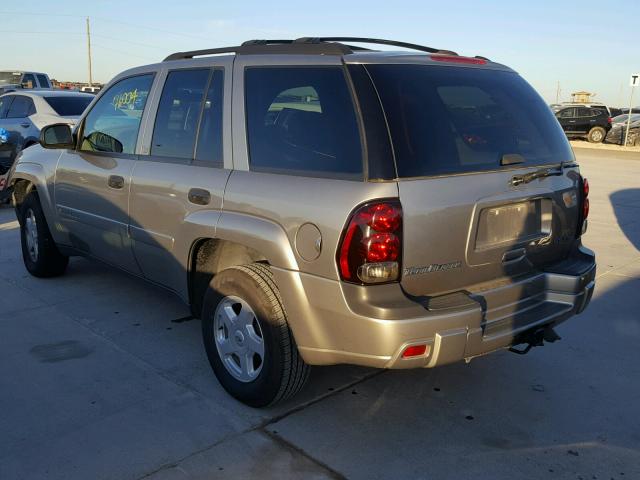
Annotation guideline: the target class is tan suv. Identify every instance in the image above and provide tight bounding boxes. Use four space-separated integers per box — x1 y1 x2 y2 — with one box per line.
8 38 596 407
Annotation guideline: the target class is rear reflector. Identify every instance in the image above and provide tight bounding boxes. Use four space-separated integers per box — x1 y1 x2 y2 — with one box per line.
402 344 428 358
430 55 487 65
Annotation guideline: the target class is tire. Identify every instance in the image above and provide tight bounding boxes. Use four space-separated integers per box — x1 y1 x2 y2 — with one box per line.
587 127 606 143
19 191 68 277
201 263 309 407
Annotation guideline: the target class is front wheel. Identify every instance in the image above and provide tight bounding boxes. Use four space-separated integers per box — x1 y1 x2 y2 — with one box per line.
587 127 606 143
19 191 68 277
201 263 309 407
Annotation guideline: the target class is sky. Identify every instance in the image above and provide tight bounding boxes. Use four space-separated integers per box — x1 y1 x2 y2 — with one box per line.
1 0 638 106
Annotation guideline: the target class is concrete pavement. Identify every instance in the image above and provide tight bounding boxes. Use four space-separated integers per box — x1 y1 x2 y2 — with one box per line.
1 149 638 479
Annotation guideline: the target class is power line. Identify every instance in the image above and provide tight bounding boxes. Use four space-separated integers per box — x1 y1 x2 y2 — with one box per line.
91 43 158 61
0 30 170 51
0 11 212 40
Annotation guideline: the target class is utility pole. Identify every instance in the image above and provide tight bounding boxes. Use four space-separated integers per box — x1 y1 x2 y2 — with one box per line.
86 17 93 86
556 81 561 104
623 76 638 147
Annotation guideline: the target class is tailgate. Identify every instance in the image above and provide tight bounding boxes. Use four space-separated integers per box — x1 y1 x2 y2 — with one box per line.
363 63 581 296
399 168 581 296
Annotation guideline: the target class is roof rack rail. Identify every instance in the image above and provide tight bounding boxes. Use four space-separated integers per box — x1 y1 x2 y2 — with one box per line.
293 37 458 55
164 37 458 62
164 39 352 61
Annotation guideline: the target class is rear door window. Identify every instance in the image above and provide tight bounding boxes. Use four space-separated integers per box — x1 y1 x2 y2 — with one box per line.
0 96 14 118
194 69 224 166
244 66 363 179
151 69 210 160
6 96 34 118
80 74 154 154
366 65 573 178
36 75 50 88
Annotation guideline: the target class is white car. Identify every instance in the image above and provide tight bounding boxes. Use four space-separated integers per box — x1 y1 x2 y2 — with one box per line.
0 90 94 182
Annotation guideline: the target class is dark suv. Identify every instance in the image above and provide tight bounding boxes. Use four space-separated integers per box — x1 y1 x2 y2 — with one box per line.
555 106 611 143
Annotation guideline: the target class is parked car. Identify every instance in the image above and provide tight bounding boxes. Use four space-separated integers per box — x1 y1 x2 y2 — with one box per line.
605 118 640 145
0 90 93 177
7 38 595 407
555 106 611 142
551 102 611 116
611 113 640 126
0 70 52 95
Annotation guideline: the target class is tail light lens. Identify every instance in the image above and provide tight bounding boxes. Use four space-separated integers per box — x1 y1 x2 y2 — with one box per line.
338 200 402 284
607 117 612 124
578 176 589 236
582 177 589 219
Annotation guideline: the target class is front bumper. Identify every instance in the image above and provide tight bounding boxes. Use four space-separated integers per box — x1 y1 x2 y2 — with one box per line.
274 246 596 369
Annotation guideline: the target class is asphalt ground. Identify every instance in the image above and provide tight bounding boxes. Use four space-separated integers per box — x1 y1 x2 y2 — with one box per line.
0 147 638 480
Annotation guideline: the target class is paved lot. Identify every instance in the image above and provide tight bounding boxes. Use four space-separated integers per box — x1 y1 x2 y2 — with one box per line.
1 148 639 480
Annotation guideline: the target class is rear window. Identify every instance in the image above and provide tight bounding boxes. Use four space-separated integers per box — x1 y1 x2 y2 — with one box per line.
36 74 50 88
244 66 363 179
44 96 92 116
366 65 573 178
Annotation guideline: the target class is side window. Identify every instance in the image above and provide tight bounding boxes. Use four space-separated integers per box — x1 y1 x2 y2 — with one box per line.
195 69 224 166
6 96 34 118
577 107 591 117
151 69 209 159
22 74 36 89
36 75 50 88
0 96 14 118
244 67 363 178
558 108 575 119
80 74 154 154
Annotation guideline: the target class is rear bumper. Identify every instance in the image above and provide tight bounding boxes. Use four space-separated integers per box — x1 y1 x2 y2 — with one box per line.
274 246 596 369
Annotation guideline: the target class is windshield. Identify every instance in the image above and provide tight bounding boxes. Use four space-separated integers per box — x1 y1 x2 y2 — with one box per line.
0 72 22 85
366 65 574 178
44 96 93 117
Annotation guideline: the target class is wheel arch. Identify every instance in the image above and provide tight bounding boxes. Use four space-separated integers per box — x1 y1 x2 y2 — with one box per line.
183 210 298 317
187 237 270 318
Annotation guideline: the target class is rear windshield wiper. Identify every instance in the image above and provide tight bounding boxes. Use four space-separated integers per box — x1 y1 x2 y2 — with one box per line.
510 166 563 186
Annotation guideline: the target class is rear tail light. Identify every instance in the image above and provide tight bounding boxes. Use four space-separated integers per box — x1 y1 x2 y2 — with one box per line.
607 117 612 124
337 200 402 284
578 176 589 236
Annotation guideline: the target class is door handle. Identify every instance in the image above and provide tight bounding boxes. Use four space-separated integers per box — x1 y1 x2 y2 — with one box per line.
108 175 125 189
20 122 30 128
188 188 211 206
502 248 526 265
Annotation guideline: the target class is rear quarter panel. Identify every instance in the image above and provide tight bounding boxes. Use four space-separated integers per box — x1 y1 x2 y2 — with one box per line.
222 170 398 279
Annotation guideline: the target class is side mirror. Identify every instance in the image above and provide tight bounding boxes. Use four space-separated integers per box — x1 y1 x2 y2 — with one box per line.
40 124 75 149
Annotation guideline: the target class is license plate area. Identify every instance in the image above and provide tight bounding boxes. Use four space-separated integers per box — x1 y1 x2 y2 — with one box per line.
475 199 551 251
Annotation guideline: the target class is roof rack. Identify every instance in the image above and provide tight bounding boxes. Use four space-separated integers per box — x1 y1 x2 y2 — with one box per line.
164 37 458 62
293 37 458 55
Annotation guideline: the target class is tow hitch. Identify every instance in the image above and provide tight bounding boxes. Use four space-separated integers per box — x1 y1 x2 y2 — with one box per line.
508 326 561 355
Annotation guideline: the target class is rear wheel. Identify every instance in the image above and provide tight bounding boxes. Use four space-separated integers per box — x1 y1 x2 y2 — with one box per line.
201 263 309 407
587 127 606 143
19 191 68 277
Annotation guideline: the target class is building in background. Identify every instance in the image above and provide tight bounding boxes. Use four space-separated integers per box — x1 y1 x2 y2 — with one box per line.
571 91 595 103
